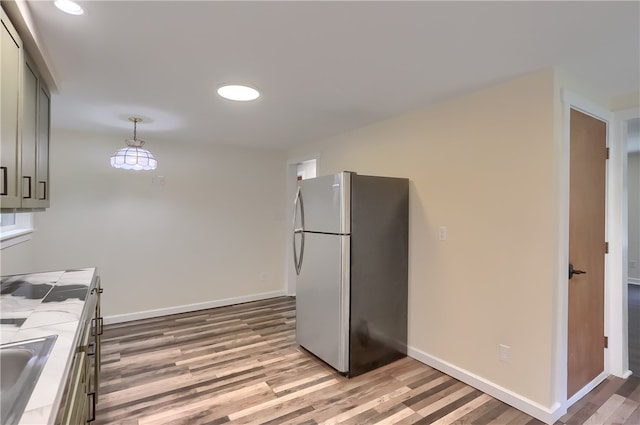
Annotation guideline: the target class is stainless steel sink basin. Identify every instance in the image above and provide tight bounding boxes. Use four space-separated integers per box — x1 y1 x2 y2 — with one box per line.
1 335 57 425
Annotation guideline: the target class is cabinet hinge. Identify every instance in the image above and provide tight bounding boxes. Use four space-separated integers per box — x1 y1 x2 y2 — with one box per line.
605 242 609 254
606 147 610 159
604 336 608 348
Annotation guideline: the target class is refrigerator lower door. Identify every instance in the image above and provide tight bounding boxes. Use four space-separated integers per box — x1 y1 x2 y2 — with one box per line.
296 232 350 373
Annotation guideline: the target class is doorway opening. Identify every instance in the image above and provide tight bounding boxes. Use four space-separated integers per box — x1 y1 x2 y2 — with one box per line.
297 159 317 181
286 156 319 295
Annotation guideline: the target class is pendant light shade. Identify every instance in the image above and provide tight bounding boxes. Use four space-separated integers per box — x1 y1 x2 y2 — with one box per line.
110 117 157 170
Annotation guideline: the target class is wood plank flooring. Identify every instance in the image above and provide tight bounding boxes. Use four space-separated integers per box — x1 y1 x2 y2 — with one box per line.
95 297 640 425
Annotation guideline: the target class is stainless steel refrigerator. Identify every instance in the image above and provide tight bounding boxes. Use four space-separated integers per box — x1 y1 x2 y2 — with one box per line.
293 171 408 377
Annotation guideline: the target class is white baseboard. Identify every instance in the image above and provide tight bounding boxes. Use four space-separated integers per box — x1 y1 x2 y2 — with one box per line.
629 278 640 286
566 371 607 407
407 346 563 425
103 290 287 325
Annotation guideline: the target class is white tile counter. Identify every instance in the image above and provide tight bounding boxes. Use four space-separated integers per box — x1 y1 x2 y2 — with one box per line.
0 268 97 425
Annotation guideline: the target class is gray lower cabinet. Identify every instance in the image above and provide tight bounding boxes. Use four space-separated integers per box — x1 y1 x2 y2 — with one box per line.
93 278 103 404
56 277 103 425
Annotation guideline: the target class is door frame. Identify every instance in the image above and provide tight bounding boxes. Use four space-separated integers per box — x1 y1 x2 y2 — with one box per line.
610 107 640 378
555 90 613 414
556 93 640 414
285 153 321 296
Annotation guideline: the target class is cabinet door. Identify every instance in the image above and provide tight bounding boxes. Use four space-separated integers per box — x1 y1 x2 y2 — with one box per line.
61 352 86 425
1 13 22 208
36 85 50 207
94 282 102 404
20 60 38 207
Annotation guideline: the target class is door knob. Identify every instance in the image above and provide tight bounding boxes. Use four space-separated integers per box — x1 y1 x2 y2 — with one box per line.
569 263 586 280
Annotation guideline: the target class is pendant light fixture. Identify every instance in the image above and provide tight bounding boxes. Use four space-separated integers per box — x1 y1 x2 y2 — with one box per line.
110 117 158 171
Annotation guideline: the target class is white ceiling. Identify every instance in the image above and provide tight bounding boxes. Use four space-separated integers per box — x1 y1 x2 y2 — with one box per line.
24 0 640 150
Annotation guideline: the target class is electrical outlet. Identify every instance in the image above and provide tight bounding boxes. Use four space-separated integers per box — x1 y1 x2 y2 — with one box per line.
499 344 511 363
438 226 447 241
631 261 637 269
259 272 269 283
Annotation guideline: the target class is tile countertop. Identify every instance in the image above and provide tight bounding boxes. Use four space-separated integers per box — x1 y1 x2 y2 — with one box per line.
0 268 97 425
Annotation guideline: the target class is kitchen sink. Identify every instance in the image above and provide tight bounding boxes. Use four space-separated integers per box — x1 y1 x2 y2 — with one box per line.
1 335 57 425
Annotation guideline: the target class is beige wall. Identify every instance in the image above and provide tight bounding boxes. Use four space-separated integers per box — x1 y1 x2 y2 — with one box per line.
288 70 558 407
3 128 287 316
629 152 640 281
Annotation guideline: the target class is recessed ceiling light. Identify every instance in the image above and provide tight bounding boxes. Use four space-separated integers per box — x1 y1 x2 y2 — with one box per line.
54 0 84 15
217 85 260 102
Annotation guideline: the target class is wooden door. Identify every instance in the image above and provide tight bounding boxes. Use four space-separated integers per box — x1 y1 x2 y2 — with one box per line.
567 108 607 398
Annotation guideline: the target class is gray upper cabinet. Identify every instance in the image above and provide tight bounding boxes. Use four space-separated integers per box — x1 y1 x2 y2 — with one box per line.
21 60 38 206
21 57 50 209
37 85 50 207
1 9 51 211
1 11 22 209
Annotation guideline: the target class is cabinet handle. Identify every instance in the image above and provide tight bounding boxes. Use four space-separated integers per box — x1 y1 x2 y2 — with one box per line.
39 181 47 200
87 392 96 423
92 317 104 336
22 176 32 199
87 341 96 356
0 167 7 195
91 277 103 294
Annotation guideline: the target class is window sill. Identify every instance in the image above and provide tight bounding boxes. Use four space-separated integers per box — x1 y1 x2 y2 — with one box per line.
1 229 34 249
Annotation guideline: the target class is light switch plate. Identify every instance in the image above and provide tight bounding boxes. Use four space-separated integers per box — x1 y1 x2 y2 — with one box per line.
152 176 166 186
499 344 511 363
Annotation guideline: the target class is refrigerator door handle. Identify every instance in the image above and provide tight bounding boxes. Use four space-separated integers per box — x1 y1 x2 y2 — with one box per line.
294 232 305 275
293 187 306 275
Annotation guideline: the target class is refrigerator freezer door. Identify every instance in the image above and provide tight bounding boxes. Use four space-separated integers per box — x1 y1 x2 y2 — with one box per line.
298 173 351 235
296 232 350 373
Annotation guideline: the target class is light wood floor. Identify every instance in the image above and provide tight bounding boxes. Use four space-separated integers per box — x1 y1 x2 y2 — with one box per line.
95 297 640 425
